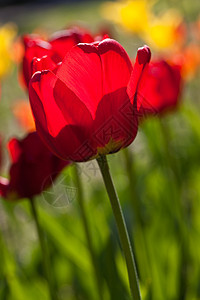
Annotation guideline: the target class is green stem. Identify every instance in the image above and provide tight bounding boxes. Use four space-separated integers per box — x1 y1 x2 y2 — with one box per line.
73 164 104 300
97 155 141 300
29 198 58 300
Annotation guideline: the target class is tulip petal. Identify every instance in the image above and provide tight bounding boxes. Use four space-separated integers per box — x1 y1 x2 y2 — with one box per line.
31 56 57 75
30 71 67 137
29 71 96 161
136 60 182 116
8 139 22 163
97 38 133 95
3 132 70 199
56 43 102 119
22 36 53 88
127 45 151 107
92 87 138 153
56 38 133 119
49 28 94 62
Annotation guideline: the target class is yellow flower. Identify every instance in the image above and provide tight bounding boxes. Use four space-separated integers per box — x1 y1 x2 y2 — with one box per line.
101 1 184 51
101 0 153 34
144 10 183 50
120 0 152 33
0 23 17 78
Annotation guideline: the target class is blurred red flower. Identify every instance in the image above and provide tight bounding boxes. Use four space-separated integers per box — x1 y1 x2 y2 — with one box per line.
22 27 104 89
0 131 69 200
29 39 151 162
136 60 182 118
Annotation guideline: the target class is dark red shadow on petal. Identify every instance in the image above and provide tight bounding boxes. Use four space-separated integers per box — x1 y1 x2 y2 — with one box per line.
92 87 138 152
46 124 97 162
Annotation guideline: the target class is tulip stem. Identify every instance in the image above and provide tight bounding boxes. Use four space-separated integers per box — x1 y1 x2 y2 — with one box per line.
97 155 142 300
29 198 58 300
73 164 104 300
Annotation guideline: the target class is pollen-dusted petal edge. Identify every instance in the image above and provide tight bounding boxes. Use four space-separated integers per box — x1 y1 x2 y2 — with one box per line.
29 39 150 162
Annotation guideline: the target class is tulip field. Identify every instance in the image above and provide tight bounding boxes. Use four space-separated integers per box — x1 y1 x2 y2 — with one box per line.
0 0 200 299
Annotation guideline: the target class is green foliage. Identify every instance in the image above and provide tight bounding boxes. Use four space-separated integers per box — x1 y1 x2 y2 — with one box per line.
0 1 200 299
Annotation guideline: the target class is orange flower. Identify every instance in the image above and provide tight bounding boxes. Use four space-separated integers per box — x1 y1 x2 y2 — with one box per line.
13 100 35 132
144 10 184 51
12 37 24 64
172 44 200 79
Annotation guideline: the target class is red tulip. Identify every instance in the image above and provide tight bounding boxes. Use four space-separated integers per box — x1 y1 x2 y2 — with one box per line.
136 60 182 118
22 27 99 88
22 35 53 89
31 55 58 74
29 39 151 162
49 27 94 62
0 132 69 200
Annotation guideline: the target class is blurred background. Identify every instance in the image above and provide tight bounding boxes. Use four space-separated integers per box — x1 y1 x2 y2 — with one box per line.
0 0 200 299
